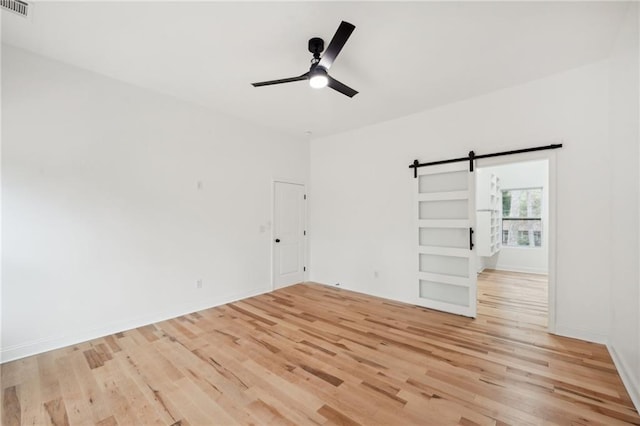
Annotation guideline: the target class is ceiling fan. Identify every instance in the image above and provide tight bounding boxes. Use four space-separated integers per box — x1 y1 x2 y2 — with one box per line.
251 21 358 98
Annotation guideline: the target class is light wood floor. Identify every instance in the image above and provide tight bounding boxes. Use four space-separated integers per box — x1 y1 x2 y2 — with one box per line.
2 270 639 425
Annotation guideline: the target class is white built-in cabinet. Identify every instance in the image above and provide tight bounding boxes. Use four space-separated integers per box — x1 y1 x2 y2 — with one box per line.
476 170 501 257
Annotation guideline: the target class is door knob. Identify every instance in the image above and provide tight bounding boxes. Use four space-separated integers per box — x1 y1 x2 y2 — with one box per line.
275 239 280 243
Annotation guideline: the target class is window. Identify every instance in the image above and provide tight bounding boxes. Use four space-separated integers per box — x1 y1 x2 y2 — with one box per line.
502 188 542 248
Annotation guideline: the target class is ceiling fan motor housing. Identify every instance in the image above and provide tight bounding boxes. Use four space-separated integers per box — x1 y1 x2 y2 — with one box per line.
308 37 324 57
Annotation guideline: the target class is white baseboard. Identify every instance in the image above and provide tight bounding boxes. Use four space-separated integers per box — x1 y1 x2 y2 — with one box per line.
494 265 548 275
0 286 268 364
607 343 640 413
553 324 608 345
534 326 640 412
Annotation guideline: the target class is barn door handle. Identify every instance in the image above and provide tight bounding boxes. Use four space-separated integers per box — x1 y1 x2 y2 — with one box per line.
469 228 474 250
275 239 281 243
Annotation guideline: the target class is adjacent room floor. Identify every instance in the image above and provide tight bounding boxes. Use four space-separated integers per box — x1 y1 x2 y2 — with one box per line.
478 269 548 329
2 271 639 425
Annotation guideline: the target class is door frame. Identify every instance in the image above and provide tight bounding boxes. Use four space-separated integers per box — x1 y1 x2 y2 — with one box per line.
271 179 307 290
475 148 557 334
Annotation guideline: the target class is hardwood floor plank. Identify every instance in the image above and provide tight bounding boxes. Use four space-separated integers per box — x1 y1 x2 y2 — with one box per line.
317 404 360 426
43 397 70 426
1 270 639 425
2 386 21 426
95 415 118 426
18 376 48 425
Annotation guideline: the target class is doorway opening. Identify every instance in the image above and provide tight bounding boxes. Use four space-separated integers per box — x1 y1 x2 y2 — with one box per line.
475 157 554 330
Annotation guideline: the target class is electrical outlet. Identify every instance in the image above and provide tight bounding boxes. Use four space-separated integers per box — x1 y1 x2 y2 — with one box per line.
374 270 380 278
196 279 203 289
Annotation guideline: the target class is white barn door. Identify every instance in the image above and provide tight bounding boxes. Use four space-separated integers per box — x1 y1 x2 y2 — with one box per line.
416 162 477 317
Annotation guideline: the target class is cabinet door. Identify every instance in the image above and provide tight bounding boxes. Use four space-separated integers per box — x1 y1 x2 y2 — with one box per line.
417 162 477 317
476 211 491 257
475 169 490 210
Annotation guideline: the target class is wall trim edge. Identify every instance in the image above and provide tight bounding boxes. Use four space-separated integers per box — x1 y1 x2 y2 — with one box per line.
607 343 640 413
553 324 607 344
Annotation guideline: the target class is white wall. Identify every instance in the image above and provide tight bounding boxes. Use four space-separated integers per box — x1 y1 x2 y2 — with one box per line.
479 160 549 274
1 46 309 362
310 60 611 343
608 3 640 410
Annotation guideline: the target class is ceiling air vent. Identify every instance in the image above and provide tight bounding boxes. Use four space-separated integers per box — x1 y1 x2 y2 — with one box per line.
1 0 29 17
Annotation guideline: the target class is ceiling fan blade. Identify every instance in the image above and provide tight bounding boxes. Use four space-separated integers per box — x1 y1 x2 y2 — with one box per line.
252 73 309 87
318 21 355 70
327 76 358 98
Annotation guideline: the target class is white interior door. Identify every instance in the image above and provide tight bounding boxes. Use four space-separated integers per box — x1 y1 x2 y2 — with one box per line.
416 162 477 317
273 182 305 289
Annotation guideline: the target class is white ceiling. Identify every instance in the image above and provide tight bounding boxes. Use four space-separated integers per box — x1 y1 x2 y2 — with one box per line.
1 1 629 138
